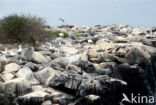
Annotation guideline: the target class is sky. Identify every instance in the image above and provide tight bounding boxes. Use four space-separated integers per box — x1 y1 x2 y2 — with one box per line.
0 0 156 27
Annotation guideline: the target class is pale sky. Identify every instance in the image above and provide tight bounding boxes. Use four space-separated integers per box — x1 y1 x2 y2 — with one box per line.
0 0 156 27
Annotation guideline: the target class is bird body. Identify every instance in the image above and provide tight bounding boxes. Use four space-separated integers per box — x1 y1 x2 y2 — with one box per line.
88 39 93 43
0 48 8 54
58 18 65 23
18 45 22 54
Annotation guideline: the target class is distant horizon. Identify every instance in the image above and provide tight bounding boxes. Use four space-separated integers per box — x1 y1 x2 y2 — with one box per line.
0 0 156 28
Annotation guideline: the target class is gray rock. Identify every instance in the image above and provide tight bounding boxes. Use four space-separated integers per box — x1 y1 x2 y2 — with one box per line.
34 67 55 84
32 51 48 63
16 67 39 85
0 63 2 73
24 62 39 71
4 78 32 95
16 91 49 105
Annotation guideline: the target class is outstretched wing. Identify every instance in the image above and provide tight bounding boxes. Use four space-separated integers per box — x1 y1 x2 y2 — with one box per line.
58 18 65 23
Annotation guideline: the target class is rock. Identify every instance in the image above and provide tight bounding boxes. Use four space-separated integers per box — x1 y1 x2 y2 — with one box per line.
124 43 151 64
47 71 82 91
32 85 43 91
88 49 98 59
0 82 16 105
20 47 34 61
78 75 127 97
24 62 39 71
16 91 49 105
61 46 78 55
66 64 81 74
16 67 39 85
39 50 52 56
1 25 156 105
4 63 21 73
41 100 52 105
74 95 101 105
43 87 75 105
1 72 14 82
4 78 31 95
34 67 55 84
32 51 48 63
0 63 2 73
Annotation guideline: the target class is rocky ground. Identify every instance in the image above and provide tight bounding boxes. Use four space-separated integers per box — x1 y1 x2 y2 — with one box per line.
0 24 156 105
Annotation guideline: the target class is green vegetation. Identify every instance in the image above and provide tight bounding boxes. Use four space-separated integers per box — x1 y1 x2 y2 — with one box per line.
45 30 70 38
0 14 45 45
74 33 85 38
54 30 69 37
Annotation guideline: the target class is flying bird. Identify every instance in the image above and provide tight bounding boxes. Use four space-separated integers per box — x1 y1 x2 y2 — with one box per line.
58 18 65 23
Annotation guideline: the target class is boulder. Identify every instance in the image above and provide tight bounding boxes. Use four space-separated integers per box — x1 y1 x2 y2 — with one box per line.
41 100 52 105
124 44 151 64
32 51 48 63
34 67 55 84
4 63 21 73
1 72 14 82
4 78 31 95
43 87 75 105
24 62 39 71
78 75 127 97
16 91 49 105
32 85 43 91
0 63 2 73
61 46 78 55
16 67 39 85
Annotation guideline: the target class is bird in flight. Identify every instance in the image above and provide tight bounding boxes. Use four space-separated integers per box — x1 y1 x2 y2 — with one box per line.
58 18 65 23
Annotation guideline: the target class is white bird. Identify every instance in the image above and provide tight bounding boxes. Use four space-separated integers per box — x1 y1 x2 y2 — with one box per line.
0 48 8 54
88 39 93 43
9 50 17 56
59 33 64 37
49 43 55 50
18 45 22 54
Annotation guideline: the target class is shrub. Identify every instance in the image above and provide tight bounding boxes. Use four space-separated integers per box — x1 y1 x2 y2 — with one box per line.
74 33 85 38
0 14 46 45
54 30 69 37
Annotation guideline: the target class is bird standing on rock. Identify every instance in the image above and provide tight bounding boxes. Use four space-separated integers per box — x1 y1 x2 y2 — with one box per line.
0 48 8 55
18 45 22 54
88 39 93 44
